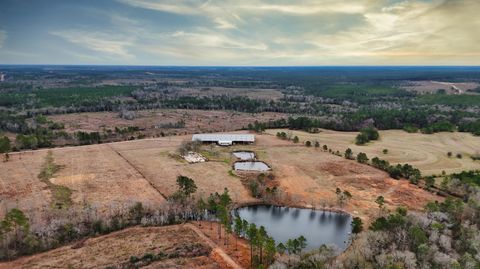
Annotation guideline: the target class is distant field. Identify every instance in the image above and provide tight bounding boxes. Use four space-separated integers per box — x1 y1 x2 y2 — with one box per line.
400 80 479 94
266 129 480 176
47 109 287 134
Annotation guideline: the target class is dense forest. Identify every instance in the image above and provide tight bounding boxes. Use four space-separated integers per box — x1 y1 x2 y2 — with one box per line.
1 66 480 151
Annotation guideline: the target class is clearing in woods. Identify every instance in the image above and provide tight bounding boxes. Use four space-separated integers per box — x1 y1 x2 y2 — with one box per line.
46 109 286 135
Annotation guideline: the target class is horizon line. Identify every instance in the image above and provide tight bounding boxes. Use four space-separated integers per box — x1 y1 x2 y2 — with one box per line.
1 64 480 68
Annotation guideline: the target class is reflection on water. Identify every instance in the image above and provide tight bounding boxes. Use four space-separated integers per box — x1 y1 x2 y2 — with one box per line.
234 205 352 251
234 161 270 171
233 151 255 160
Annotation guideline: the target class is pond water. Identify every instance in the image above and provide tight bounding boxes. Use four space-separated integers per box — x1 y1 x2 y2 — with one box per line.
234 161 270 172
232 151 255 160
234 205 352 251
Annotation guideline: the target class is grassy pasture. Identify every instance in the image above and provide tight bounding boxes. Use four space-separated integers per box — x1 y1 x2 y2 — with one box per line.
266 129 480 176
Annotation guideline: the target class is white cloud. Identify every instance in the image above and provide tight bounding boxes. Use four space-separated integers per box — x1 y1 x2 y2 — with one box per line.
50 30 135 59
171 31 267 50
237 1 367 15
298 0 480 64
118 0 199 15
121 0 368 15
214 18 237 29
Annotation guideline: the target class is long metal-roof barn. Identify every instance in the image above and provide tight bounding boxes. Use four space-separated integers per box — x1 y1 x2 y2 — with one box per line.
192 134 255 146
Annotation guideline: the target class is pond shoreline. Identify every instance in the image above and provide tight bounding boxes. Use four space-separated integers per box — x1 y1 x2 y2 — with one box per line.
232 200 353 217
233 204 353 251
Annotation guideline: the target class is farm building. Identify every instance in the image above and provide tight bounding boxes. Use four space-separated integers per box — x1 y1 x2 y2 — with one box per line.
192 133 255 146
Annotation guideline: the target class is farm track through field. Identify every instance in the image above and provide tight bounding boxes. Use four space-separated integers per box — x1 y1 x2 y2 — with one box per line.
106 144 168 200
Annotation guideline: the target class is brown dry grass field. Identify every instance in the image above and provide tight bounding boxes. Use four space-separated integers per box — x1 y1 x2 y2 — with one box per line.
0 150 51 228
0 225 226 269
239 134 440 221
47 109 287 135
266 129 480 176
0 143 166 229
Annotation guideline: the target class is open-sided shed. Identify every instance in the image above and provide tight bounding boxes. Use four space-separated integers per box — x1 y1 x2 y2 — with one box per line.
192 133 255 145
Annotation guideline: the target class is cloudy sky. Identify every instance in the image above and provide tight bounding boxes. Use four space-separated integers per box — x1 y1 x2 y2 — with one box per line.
0 0 479 65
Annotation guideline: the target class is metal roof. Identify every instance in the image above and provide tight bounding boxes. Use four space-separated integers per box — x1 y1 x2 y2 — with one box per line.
192 133 255 142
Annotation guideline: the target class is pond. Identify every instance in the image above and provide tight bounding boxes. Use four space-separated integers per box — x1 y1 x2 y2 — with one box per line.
232 151 255 161
234 205 352 251
234 161 270 172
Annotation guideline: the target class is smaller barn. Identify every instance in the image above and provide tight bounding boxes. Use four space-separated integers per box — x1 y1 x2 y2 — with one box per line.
192 134 255 146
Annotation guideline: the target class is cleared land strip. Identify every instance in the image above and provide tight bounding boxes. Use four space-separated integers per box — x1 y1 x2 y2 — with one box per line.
106 144 168 200
186 223 244 269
